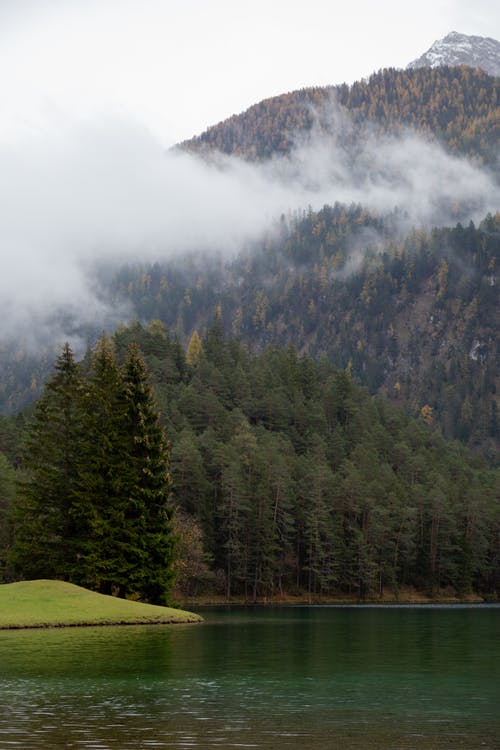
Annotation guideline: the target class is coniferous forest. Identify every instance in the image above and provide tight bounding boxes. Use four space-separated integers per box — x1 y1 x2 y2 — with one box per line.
4 340 175 605
3 16 500 750
181 66 500 165
1 322 498 601
0 64 499 603
2 208 498 461
107 208 500 462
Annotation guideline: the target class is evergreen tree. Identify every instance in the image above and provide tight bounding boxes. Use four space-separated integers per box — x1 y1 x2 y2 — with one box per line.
122 344 176 604
72 337 134 593
170 427 210 517
0 453 17 581
10 343 84 580
297 441 338 596
11 338 177 604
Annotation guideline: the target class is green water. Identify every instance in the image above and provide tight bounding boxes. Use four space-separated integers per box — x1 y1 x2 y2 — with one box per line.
0 605 499 749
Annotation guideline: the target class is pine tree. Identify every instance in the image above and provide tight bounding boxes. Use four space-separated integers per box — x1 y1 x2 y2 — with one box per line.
72 336 134 594
10 343 84 580
0 453 17 581
122 344 176 604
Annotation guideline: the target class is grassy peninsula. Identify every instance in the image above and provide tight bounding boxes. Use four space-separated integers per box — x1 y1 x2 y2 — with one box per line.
0 580 202 629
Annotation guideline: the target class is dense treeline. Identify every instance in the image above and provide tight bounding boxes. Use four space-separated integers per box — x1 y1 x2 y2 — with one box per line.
109 209 499 461
97 322 500 599
181 67 500 166
3 323 497 600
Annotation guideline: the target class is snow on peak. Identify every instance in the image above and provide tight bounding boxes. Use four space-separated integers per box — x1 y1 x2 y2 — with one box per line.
407 32 500 77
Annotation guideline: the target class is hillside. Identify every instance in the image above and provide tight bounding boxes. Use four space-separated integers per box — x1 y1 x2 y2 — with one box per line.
181 66 500 166
93 65 500 460
0 64 498 463
107 209 499 461
2 209 498 461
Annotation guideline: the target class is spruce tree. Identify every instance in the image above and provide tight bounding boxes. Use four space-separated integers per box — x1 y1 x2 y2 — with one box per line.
10 343 84 579
0 453 17 581
73 336 139 595
122 344 176 604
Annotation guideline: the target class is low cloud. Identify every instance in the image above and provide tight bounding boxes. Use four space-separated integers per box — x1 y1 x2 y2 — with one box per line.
0 107 498 349
271 100 499 228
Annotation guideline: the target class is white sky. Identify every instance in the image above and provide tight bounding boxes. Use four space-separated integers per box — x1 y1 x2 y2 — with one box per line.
0 0 499 348
0 0 498 146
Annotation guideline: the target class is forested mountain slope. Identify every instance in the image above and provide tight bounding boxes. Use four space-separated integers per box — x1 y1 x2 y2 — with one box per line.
110 209 499 461
0 66 498 464
114 67 500 460
181 66 500 166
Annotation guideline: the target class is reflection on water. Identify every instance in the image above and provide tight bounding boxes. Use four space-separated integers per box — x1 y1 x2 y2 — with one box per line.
0 605 499 749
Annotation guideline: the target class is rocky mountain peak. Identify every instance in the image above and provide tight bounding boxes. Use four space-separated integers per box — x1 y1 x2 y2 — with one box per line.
407 31 500 76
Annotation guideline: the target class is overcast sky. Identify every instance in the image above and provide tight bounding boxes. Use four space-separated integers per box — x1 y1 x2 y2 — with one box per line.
0 0 498 348
1 0 498 146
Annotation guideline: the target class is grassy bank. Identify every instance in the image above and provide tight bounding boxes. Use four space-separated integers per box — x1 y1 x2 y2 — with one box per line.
0 580 202 629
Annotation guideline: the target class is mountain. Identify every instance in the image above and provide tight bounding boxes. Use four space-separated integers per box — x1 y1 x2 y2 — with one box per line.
1 66 499 461
181 66 499 166
407 32 500 77
108 209 500 462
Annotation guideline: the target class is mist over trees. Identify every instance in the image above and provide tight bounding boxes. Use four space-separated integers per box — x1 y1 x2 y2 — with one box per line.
0 64 499 430
0 63 498 601
182 66 500 167
1 66 499 356
1 207 497 461
106 209 499 462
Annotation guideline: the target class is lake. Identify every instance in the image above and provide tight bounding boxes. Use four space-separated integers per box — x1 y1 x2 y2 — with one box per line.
0 605 499 749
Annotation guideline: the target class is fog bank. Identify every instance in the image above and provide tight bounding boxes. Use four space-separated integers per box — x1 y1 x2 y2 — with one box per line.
0 111 498 348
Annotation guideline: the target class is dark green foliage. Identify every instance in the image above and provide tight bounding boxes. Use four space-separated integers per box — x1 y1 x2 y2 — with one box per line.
72 337 137 595
10 344 84 581
121 345 176 604
103 322 499 600
5 323 500 599
10 340 176 604
0 453 17 581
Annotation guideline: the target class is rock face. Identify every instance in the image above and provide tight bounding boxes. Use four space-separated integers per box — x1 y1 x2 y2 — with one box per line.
407 31 500 77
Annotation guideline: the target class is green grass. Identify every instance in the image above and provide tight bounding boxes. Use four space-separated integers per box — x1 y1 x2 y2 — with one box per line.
0 580 202 629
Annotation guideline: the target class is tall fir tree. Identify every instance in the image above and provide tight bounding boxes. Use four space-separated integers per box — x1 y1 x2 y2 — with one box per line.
73 337 143 595
0 453 17 581
10 343 84 579
122 344 176 604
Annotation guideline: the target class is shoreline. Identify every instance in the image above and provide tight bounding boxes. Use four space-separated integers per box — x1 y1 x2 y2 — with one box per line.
178 588 492 608
0 617 202 631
